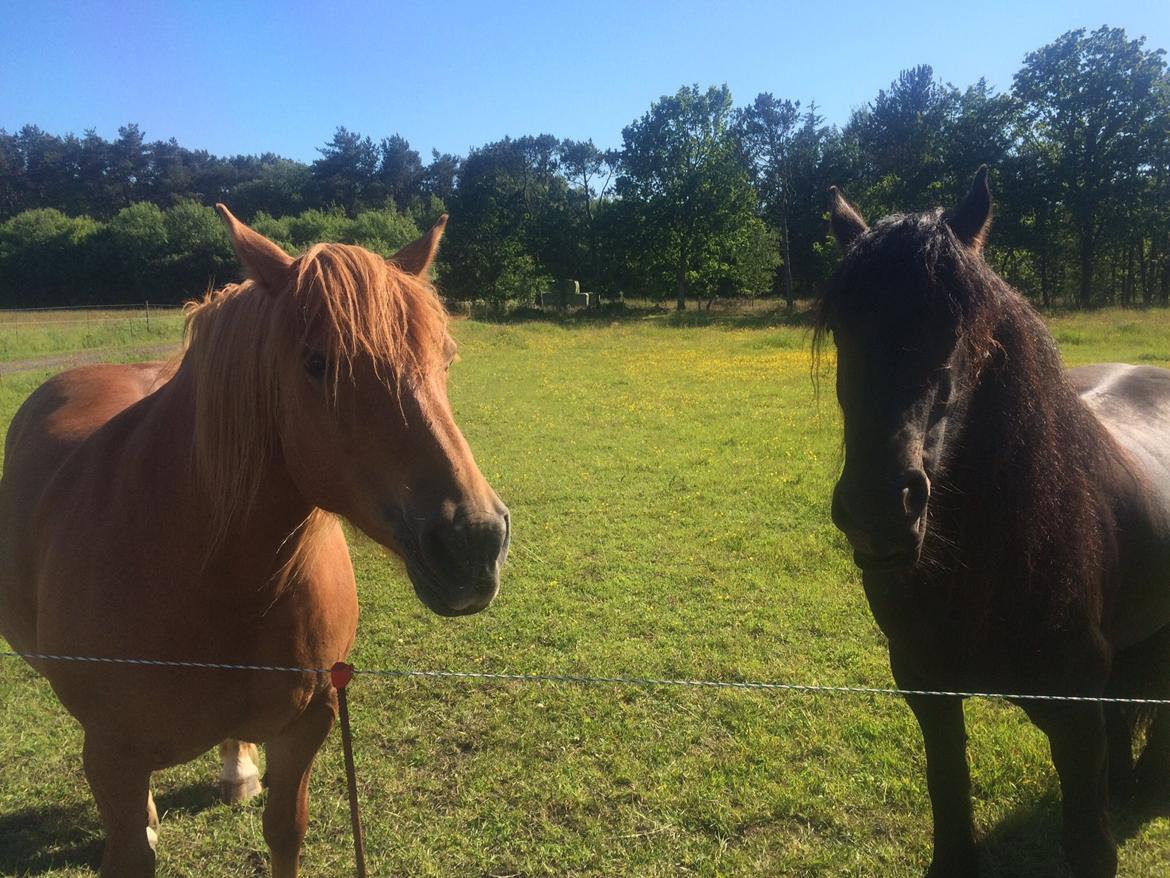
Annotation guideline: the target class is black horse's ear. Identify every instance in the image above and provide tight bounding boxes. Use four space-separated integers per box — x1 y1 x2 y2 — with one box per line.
829 186 867 251
946 166 992 252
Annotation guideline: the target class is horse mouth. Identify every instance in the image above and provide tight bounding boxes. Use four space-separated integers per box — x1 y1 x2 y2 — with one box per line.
392 521 499 618
853 547 921 572
402 557 489 617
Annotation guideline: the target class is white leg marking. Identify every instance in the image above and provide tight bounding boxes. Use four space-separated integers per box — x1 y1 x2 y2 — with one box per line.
218 740 262 804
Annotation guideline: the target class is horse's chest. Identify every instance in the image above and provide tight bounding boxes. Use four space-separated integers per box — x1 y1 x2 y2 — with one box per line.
862 575 1021 688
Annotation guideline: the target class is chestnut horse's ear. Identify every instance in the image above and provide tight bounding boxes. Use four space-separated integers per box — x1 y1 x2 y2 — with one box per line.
215 204 293 295
828 186 867 251
946 165 993 252
389 214 448 278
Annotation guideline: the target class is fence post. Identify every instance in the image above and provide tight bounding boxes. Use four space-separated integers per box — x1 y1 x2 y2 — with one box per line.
331 662 367 878
145 301 151 332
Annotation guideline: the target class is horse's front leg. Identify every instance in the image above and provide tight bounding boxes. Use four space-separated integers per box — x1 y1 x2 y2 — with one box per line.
263 692 335 878
83 732 156 877
907 693 978 877
1025 702 1117 878
219 739 262 804
892 654 977 877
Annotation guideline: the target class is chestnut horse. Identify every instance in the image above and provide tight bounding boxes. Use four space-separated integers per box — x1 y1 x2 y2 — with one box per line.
819 169 1170 877
0 209 510 876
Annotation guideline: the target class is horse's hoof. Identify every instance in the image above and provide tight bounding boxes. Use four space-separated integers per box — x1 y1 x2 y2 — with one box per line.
1134 776 1170 806
925 854 979 878
1134 757 1170 804
1064 838 1117 878
146 825 158 850
926 867 978 878
219 773 262 804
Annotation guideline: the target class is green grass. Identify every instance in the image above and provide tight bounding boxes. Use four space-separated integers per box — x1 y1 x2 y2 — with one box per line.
1047 308 1170 365
0 308 185 363
1 307 1168 876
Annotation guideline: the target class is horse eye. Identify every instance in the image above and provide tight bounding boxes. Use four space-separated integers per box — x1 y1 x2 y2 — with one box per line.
304 350 327 380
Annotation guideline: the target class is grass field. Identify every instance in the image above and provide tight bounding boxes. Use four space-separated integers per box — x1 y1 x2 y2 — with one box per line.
1 305 1168 876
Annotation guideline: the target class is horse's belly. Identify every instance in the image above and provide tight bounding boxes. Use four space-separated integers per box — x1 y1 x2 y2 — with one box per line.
1106 489 1170 649
1070 364 1170 648
39 614 347 769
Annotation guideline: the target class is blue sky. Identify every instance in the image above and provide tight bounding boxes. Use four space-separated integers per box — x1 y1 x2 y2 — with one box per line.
2 1 1168 162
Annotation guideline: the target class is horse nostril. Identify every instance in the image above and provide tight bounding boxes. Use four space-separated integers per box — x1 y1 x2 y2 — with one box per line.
425 510 509 571
499 509 511 561
901 470 931 520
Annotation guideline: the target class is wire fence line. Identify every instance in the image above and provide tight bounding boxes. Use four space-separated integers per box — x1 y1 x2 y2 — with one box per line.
0 303 164 312
0 315 183 330
0 302 184 329
4 649 1170 706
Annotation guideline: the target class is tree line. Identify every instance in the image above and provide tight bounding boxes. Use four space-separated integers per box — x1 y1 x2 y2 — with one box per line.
2 26 1167 310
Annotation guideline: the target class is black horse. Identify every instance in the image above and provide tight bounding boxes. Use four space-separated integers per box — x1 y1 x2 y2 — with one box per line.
818 167 1170 877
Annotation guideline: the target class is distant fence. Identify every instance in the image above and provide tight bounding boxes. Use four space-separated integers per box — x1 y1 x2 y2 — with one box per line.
0 303 186 373
0 301 183 330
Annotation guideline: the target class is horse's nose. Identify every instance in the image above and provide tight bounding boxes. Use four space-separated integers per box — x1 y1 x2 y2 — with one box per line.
419 505 508 612
831 474 926 563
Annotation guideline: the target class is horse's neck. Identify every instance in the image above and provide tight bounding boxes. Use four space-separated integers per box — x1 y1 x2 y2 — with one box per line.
145 366 317 589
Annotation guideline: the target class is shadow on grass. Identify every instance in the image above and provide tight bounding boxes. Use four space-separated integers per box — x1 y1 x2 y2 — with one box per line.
977 787 1170 877
458 299 820 331
0 801 103 875
0 782 222 875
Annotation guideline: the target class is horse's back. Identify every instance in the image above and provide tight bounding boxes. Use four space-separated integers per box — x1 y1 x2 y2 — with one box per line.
1073 363 1170 475
0 362 171 650
1073 363 1170 647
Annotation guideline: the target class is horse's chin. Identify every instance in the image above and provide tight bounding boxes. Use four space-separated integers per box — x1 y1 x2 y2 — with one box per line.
853 547 921 573
403 557 497 618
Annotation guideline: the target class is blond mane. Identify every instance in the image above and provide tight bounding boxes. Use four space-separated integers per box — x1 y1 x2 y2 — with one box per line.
182 242 449 551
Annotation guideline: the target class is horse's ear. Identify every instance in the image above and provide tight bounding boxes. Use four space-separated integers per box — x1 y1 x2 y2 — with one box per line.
946 165 993 252
828 186 867 251
389 214 448 278
215 204 293 295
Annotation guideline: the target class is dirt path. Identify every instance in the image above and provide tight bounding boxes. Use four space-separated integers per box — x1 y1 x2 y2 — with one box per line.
0 342 182 376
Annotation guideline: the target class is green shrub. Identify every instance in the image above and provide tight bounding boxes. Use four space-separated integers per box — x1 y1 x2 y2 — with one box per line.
0 208 100 305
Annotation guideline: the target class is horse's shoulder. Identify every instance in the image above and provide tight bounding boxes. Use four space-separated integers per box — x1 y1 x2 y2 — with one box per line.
16 361 171 445
3 361 174 521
